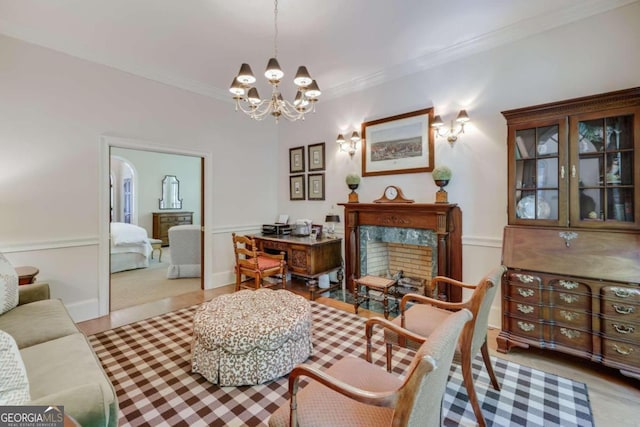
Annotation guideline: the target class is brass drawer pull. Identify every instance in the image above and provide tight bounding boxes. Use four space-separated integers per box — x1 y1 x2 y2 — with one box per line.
559 293 579 304
560 328 581 339
558 280 579 290
613 344 634 356
613 304 635 315
613 324 635 334
517 288 535 298
517 321 535 332
517 304 534 314
611 287 640 298
514 274 535 284
560 310 579 321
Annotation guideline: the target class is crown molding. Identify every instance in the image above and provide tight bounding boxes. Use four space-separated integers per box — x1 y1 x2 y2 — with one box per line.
323 0 638 100
0 18 231 103
0 0 636 102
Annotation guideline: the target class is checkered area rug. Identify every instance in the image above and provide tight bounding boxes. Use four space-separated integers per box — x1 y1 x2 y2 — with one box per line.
89 301 593 427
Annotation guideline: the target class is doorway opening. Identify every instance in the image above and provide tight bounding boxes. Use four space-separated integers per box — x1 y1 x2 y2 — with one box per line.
101 138 207 314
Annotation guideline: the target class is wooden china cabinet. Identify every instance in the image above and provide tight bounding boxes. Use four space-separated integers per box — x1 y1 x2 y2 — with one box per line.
498 87 640 379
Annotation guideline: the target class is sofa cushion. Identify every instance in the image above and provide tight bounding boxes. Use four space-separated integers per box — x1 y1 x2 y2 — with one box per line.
21 333 118 427
0 252 19 315
0 330 30 405
0 299 79 349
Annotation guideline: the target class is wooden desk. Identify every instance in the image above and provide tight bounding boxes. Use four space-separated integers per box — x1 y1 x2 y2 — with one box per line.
16 266 39 285
252 235 343 300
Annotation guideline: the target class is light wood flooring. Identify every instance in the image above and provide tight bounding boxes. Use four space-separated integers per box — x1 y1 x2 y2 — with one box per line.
78 282 640 426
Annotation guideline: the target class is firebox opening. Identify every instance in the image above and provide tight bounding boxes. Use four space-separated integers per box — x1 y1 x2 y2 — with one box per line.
360 226 438 296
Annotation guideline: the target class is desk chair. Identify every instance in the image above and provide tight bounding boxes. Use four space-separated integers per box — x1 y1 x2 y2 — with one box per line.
232 233 286 291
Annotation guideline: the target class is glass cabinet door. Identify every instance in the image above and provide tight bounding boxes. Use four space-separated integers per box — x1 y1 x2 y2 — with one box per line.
509 120 567 226
570 108 639 228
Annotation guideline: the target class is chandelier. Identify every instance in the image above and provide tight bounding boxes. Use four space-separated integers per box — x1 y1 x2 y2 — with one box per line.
229 0 321 122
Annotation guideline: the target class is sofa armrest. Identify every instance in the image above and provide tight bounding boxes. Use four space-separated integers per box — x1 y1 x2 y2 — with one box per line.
18 283 50 306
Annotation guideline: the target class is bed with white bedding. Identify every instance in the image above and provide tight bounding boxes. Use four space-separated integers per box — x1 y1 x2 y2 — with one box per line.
110 222 153 273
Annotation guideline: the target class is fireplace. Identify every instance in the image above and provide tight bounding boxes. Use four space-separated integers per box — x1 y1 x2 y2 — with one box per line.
339 203 462 302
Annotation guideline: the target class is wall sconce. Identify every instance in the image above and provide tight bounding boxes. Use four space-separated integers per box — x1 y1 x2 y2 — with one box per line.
336 131 360 157
432 110 470 145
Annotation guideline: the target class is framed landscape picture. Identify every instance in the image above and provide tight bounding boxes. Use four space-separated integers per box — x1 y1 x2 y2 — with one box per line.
307 173 325 200
289 174 305 200
361 108 434 176
308 142 325 171
289 146 305 173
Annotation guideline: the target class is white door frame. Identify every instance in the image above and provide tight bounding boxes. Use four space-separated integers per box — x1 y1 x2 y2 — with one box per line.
98 135 212 317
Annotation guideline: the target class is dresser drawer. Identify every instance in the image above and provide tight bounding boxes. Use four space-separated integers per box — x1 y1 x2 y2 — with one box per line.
601 318 640 341
507 271 542 287
506 317 544 340
552 326 592 351
548 278 591 294
602 339 640 368
549 291 591 309
551 307 590 328
601 301 640 323
602 286 640 305
506 301 541 320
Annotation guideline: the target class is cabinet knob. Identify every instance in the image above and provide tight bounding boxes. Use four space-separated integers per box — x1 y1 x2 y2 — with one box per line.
571 164 577 178
560 165 565 179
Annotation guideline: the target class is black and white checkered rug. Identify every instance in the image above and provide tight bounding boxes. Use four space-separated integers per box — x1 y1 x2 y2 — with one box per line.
89 300 593 426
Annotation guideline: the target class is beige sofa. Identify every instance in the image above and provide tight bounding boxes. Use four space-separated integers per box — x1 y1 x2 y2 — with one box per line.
0 283 118 427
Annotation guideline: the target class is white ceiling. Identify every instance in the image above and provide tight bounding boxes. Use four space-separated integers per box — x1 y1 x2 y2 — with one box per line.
0 0 635 101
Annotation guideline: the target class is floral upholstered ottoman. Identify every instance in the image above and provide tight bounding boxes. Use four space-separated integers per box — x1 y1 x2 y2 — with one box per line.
191 289 313 386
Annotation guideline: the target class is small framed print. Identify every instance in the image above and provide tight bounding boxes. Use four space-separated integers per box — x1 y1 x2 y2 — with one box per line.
308 142 325 171
289 146 305 173
307 173 325 200
290 174 305 200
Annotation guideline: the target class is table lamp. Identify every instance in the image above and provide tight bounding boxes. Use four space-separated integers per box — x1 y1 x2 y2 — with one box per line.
324 214 340 237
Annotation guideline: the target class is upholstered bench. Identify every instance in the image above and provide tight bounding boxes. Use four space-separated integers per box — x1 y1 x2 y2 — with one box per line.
191 289 313 386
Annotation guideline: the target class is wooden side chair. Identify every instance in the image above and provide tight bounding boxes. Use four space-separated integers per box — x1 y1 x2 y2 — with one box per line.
383 265 507 427
231 233 286 291
268 308 472 427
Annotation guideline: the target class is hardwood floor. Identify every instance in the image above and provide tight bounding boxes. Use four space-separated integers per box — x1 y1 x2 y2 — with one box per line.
77 283 639 426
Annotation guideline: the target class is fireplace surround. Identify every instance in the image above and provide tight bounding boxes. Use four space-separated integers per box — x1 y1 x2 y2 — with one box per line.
339 203 462 302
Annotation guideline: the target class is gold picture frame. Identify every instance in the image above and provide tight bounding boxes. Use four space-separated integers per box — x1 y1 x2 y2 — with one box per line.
361 108 434 177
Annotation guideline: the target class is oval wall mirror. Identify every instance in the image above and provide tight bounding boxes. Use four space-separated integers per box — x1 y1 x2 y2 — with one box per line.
159 175 183 209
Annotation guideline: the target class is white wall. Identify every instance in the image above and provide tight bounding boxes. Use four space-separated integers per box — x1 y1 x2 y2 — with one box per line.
0 34 279 321
277 3 640 327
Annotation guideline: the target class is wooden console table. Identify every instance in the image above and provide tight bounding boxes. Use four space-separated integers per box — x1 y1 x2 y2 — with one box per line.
252 235 343 300
339 203 462 302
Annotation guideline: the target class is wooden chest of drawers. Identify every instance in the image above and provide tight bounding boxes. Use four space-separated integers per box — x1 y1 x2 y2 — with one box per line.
152 212 193 246
499 226 640 379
